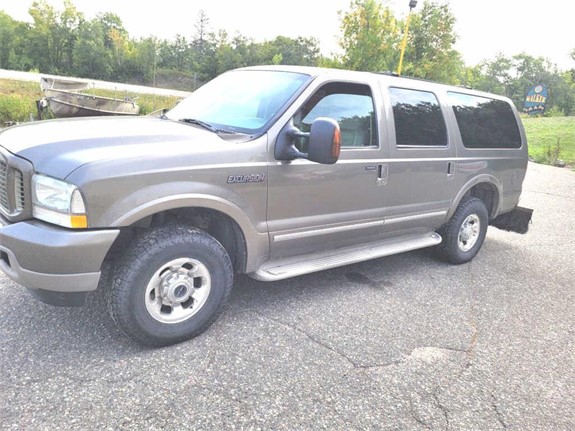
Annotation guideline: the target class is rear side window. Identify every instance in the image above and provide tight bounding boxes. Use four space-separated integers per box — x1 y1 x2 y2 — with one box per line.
389 87 447 147
448 92 522 149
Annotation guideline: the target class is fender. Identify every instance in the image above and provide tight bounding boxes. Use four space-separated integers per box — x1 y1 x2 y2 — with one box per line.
448 174 503 220
99 183 270 273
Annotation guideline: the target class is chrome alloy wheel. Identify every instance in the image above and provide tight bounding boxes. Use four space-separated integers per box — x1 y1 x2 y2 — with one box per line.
458 214 481 252
145 258 211 324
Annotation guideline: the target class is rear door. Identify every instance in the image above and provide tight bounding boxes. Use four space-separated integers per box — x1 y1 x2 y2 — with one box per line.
378 84 456 232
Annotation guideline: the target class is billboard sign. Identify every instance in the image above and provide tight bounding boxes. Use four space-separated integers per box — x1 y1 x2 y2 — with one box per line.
524 84 548 115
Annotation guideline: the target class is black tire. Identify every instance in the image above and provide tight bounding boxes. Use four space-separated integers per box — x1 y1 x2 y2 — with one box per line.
107 225 233 347
436 197 488 264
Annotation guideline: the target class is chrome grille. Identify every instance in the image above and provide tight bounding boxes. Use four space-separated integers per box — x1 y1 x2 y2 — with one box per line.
0 160 9 212
15 170 25 211
0 158 26 216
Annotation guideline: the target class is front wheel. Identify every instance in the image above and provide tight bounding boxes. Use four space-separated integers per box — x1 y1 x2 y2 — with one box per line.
436 197 489 264
107 226 233 347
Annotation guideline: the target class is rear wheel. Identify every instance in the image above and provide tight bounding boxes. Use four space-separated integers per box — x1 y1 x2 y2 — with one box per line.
436 197 488 264
107 225 233 347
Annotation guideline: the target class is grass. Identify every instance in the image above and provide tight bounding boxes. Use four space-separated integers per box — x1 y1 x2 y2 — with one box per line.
0 79 43 123
78 87 182 116
522 116 575 167
0 78 183 125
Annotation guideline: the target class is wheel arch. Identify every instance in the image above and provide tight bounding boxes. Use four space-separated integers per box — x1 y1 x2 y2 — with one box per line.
449 175 502 220
103 194 268 274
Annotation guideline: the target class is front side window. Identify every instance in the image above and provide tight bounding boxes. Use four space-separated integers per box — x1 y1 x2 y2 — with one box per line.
448 92 522 149
389 87 447 147
167 70 310 134
294 82 377 149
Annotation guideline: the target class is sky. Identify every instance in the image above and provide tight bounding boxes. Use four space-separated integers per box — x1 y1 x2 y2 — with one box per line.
0 0 573 70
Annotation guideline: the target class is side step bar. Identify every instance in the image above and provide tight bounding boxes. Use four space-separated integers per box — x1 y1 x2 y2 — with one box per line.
251 231 442 282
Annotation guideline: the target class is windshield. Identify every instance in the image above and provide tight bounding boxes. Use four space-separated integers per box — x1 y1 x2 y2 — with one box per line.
166 70 310 134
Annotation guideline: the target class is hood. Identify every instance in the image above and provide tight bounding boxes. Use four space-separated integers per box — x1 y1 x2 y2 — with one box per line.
0 116 229 178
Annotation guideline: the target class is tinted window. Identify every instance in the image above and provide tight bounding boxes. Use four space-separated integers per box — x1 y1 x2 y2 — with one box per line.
448 92 522 149
295 83 377 148
389 87 447 147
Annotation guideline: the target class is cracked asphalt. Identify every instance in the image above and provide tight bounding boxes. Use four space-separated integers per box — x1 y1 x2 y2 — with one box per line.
1 162 574 430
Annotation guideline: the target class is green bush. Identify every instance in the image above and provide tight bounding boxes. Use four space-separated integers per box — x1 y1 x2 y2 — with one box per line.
0 94 38 124
134 93 181 115
544 106 565 117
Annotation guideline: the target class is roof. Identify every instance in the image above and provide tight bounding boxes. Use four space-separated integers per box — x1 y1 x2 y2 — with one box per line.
236 65 509 102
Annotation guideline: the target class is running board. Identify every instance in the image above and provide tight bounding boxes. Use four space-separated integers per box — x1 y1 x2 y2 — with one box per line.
251 231 442 282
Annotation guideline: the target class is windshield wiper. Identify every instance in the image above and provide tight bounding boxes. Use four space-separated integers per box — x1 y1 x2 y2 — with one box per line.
178 118 237 134
178 118 218 132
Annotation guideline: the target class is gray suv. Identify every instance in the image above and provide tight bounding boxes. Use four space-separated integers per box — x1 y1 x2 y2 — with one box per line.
0 66 532 346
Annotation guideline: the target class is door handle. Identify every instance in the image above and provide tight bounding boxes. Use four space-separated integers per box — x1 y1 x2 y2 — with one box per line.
377 164 388 185
365 164 388 185
447 162 455 181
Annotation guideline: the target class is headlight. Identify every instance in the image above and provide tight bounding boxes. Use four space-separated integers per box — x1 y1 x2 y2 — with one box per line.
32 174 88 228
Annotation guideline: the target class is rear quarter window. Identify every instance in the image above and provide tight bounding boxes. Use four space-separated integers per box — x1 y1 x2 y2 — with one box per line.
448 92 522 149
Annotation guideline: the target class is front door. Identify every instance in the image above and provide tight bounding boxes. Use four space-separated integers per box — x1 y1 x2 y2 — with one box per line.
267 79 388 259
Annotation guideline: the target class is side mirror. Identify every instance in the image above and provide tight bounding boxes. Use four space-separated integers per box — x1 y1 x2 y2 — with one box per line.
275 117 341 164
308 117 341 165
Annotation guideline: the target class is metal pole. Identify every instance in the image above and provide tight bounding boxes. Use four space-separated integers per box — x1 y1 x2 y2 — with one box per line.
397 12 413 75
397 1 417 75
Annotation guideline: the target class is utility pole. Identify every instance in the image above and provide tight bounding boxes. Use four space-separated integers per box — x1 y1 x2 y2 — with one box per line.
397 0 418 76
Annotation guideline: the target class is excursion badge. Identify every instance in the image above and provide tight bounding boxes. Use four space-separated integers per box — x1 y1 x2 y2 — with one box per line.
227 174 266 184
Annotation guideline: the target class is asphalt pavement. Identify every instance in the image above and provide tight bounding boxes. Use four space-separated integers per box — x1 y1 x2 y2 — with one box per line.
0 162 574 430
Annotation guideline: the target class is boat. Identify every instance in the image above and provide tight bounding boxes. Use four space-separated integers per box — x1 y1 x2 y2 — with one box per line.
40 76 90 91
42 88 140 118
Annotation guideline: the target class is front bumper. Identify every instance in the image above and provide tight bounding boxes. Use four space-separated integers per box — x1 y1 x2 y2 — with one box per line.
0 217 119 302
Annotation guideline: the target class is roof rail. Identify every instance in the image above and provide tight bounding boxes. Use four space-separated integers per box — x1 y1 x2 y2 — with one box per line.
374 72 473 89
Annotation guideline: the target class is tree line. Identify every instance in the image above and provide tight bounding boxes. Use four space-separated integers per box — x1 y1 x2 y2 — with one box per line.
1 0 574 114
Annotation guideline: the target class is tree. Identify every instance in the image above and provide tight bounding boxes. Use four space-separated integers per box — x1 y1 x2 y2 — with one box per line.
475 54 514 95
403 0 463 84
94 12 130 77
509 53 556 103
0 12 17 68
72 19 112 79
261 36 320 66
458 65 483 89
214 31 246 75
190 10 218 81
475 53 575 115
157 35 192 72
339 0 400 72
229 34 260 66
27 0 83 73
193 10 210 57
554 71 575 115
570 47 575 81
122 37 159 85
